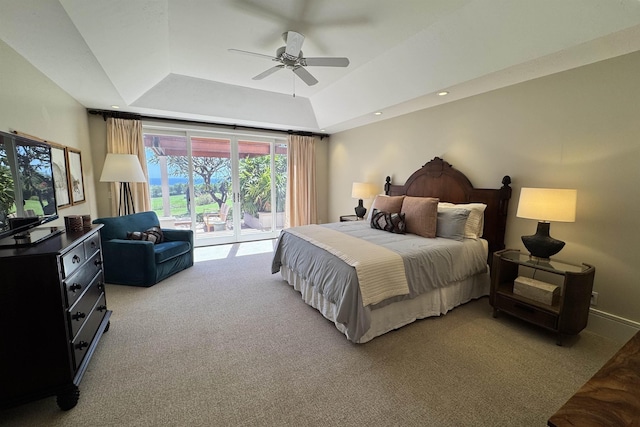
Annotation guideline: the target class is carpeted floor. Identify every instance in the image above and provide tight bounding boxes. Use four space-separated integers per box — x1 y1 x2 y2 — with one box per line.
0 243 620 426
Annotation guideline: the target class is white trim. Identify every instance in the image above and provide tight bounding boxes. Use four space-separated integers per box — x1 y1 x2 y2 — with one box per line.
587 308 640 344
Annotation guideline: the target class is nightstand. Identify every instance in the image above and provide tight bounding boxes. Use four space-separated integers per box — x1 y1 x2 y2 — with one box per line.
340 215 363 222
490 249 595 345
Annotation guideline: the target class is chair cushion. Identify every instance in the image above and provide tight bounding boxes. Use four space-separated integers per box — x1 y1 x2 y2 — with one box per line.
154 240 191 264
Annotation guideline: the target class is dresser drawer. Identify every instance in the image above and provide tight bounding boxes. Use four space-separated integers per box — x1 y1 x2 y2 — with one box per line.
495 294 558 330
64 251 103 307
72 293 108 370
83 232 101 259
67 272 104 339
61 243 86 278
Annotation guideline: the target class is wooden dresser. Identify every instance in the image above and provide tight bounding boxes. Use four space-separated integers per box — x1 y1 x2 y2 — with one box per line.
548 330 640 426
0 225 112 410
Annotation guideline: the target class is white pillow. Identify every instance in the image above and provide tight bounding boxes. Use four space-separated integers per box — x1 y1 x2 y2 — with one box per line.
438 202 487 239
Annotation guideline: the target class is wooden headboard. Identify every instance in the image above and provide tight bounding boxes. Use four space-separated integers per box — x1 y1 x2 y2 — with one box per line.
384 157 512 261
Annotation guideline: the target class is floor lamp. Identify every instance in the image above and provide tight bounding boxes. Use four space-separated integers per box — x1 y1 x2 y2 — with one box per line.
100 153 147 216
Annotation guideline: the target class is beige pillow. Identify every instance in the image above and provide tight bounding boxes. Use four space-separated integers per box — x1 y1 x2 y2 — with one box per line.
438 202 487 239
401 196 439 238
368 195 405 220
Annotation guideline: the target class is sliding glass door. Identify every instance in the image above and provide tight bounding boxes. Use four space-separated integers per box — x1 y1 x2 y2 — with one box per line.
237 139 287 240
143 125 287 247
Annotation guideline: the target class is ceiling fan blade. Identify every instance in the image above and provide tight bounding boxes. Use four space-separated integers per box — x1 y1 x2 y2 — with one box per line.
252 65 284 80
284 31 305 58
302 57 350 67
292 66 318 86
228 48 276 61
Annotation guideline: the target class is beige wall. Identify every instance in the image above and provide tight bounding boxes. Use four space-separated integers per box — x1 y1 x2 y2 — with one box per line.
0 39 98 226
329 51 640 326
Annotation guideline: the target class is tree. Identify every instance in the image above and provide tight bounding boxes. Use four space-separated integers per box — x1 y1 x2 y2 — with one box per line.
239 154 286 216
15 145 55 215
147 153 231 209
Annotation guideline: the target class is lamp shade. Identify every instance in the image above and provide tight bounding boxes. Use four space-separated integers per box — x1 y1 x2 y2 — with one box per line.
516 188 577 223
351 182 377 200
100 154 146 183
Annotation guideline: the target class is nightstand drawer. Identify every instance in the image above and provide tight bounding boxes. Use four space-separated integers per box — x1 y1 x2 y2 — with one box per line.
495 294 558 330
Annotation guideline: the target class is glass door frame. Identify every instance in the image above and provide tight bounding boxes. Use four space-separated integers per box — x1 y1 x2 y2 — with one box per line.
142 121 287 247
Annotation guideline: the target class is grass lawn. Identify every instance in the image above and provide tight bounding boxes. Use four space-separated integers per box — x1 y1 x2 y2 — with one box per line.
151 194 225 219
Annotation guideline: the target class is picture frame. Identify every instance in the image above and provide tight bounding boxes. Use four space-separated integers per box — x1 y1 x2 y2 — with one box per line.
50 143 71 208
66 148 85 205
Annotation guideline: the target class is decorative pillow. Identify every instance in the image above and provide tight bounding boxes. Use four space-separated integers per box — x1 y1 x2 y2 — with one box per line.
126 226 164 244
367 195 405 221
436 208 470 241
370 209 406 234
438 202 487 239
400 196 439 238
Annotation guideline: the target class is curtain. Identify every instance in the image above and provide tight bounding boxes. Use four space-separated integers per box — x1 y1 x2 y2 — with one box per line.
286 135 317 227
105 118 151 215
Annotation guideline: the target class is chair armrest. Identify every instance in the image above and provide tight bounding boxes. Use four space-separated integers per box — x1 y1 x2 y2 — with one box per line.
101 239 158 286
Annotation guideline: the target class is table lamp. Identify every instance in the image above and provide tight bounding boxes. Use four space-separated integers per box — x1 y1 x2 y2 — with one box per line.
516 187 577 260
351 182 377 219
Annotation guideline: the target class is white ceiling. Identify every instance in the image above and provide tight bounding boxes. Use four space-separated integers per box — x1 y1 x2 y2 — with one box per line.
2 0 640 134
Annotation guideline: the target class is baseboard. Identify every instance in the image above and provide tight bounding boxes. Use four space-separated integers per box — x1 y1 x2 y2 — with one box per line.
587 308 640 344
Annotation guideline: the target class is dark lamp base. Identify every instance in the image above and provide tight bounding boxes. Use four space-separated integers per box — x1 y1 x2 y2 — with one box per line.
354 199 367 219
521 221 565 260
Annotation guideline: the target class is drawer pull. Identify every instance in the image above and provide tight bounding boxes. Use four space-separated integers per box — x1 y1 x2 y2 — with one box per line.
72 312 86 321
94 259 103 266
69 283 82 292
72 255 81 264
75 341 89 350
97 305 107 312
90 241 97 248
97 282 104 291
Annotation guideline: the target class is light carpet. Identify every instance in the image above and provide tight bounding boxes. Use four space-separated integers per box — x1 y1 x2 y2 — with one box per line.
0 243 620 426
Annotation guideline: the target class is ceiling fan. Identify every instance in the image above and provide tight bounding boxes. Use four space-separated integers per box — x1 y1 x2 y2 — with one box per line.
229 31 349 86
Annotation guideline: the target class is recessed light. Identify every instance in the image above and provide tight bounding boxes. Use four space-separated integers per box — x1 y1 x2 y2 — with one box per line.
437 91 449 96
374 112 382 116
111 105 120 109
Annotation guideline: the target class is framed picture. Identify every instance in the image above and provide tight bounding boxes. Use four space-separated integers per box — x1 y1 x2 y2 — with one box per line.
50 144 71 208
67 148 85 205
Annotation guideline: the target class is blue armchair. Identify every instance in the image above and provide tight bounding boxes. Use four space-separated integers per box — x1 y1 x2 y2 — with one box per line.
93 211 194 287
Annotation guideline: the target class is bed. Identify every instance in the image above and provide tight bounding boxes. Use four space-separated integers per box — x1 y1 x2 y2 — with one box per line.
271 157 512 343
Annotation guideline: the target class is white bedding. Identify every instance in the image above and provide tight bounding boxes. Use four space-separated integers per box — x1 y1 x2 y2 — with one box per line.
285 224 409 306
281 264 489 343
271 221 490 343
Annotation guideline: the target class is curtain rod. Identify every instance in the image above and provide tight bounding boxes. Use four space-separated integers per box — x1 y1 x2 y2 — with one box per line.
87 109 329 139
